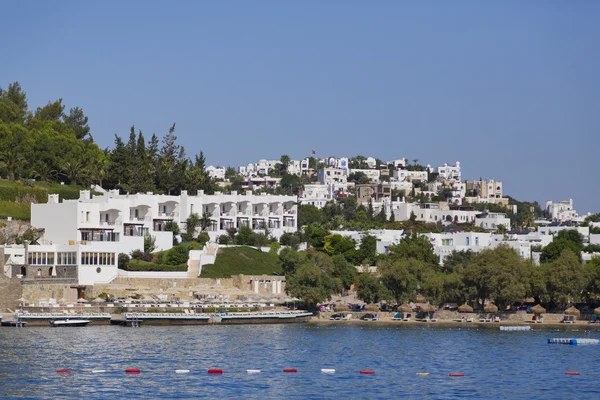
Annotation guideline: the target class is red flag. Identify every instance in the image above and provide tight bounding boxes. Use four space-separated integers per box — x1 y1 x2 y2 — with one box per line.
311 150 315 154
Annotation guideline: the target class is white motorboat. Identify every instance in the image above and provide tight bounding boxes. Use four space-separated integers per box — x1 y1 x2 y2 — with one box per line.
49 319 91 327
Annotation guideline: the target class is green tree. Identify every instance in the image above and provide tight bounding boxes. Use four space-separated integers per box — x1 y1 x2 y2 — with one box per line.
331 254 357 293
544 249 585 307
378 258 428 303
387 233 438 266
199 211 212 232
356 273 386 304
235 225 256 245
144 234 157 253
285 261 335 306
197 232 210 247
298 204 322 226
279 247 306 276
462 245 528 310
182 213 200 242
165 245 189 265
357 234 377 265
583 256 600 302
442 250 474 273
323 234 356 258
63 106 91 140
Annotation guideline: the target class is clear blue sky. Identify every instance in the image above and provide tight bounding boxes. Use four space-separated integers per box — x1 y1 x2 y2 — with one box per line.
2 1 598 213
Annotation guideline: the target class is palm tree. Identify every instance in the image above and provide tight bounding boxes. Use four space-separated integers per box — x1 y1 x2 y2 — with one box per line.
199 211 212 232
60 160 87 185
31 163 57 182
412 159 419 166
0 148 26 181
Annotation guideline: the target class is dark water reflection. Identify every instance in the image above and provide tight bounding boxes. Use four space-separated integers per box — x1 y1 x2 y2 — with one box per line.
1 324 600 399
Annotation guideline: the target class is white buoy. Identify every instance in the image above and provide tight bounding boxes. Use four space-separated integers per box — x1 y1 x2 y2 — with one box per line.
92 370 106 374
416 372 430 376
176 369 190 374
321 369 336 373
247 369 261 374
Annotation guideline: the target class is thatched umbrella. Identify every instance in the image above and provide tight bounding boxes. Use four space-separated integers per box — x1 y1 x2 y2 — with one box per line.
365 304 380 312
415 295 426 303
523 297 535 303
334 304 350 312
399 304 412 313
594 307 600 315
531 304 546 314
420 304 435 313
484 303 499 313
564 306 580 317
458 304 473 313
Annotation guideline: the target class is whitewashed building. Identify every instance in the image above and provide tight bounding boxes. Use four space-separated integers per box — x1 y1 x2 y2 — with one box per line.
435 161 461 181
318 167 348 193
475 212 511 231
350 169 381 182
545 199 579 222
300 184 333 208
31 190 298 255
206 166 226 180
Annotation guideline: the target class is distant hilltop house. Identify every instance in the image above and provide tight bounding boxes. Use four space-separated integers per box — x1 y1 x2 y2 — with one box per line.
545 199 582 222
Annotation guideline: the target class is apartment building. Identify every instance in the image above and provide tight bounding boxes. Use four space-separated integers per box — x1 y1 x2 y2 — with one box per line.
435 161 461 181
300 184 333 208
32 190 298 255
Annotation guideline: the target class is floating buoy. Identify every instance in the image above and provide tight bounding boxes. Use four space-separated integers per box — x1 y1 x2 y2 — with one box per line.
208 368 223 374
175 369 190 374
565 372 580 375
57 369 71 373
283 368 298 373
125 368 141 374
321 369 335 373
247 369 261 374
548 338 599 345
91 370 106 374
416 372 429 376
360 370 375 374
449 373 464 377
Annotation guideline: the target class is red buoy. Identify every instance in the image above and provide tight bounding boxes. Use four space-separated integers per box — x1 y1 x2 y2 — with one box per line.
283 368 298 373
449 373 464 377
208 368 223 374
126 368 141 374
57 369 71 373
360 370 375 374
565 372 580 375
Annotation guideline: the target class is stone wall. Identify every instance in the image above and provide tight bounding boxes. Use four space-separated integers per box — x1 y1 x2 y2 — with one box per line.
0 275 22 312
21 283 79 303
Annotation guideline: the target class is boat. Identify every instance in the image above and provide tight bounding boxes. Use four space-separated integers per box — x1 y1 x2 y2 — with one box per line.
49 319 91 327
1 320 27 327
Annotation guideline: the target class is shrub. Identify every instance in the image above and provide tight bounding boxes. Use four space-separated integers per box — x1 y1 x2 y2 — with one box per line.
165 245 189 265
126 259 187 272
197 232 210 247
218 234 232 245
118 253 130 270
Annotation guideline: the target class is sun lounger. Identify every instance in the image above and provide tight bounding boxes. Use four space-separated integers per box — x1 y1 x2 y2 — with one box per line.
392 312 403 321
590 316 600 323
403 313 412 322
480 314 492 323
561 315 574 324
431 313 439 322
494 316 501 323
343 313 353 320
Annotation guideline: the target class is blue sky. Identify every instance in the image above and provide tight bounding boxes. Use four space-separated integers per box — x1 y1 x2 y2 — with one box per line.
2 1 598 212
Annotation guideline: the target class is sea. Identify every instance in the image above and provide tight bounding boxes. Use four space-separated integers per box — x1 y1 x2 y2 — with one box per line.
1 323 599 399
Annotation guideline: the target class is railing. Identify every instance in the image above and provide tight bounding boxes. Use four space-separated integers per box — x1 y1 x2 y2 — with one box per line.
157 211 179 218
21 277 78 285
129 216 151 222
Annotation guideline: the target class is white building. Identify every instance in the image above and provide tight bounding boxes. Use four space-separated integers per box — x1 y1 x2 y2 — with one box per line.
318 167 348 193
425 232 500 264
206 166 226 180
330 230 407 256
435 161 461 181
242 176 281 191
387 158 408 168
538 225 590 243
32 190 298 255
300 184 333 208
2 243 119 286
475 212 511 231
545 199 579 222
394 169 428 182
287 158 310 175
350 169 381 182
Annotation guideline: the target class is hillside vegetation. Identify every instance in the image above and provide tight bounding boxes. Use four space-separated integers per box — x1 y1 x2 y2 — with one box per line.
200 246 282 278
0 179 89 220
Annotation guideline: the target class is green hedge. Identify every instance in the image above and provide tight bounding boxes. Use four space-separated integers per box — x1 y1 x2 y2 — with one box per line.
125 259 188 272
0 200 30 220
0 179 84 203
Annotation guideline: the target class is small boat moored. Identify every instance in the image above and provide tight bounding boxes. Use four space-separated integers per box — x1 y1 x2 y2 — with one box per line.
49 319 91 327
1 320 27 327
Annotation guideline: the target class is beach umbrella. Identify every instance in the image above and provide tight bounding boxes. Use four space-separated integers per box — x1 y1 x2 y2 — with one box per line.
91 298 106 304
564 306 580 317
77 298 89 303
334 304 350 311
415 295 427 303
59 298 68 303
458 304 473 313
523 297 535 303
15 297 27 303
531 304 546 314
484 304 499 313
399 304 412 313
365 304 380 312
420 304 436 313
594 307 600 315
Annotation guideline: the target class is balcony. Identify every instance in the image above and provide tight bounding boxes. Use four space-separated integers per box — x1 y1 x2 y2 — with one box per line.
129 216 151 223
156 211 179 218
283 209 296 215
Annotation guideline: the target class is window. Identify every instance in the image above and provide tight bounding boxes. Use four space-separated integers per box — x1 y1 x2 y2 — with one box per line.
475 237 479 246
86 211 90 222
96 267 102 273
466 237 470 246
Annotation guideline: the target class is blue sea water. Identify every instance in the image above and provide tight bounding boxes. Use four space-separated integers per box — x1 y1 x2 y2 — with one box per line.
1 324 599 399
